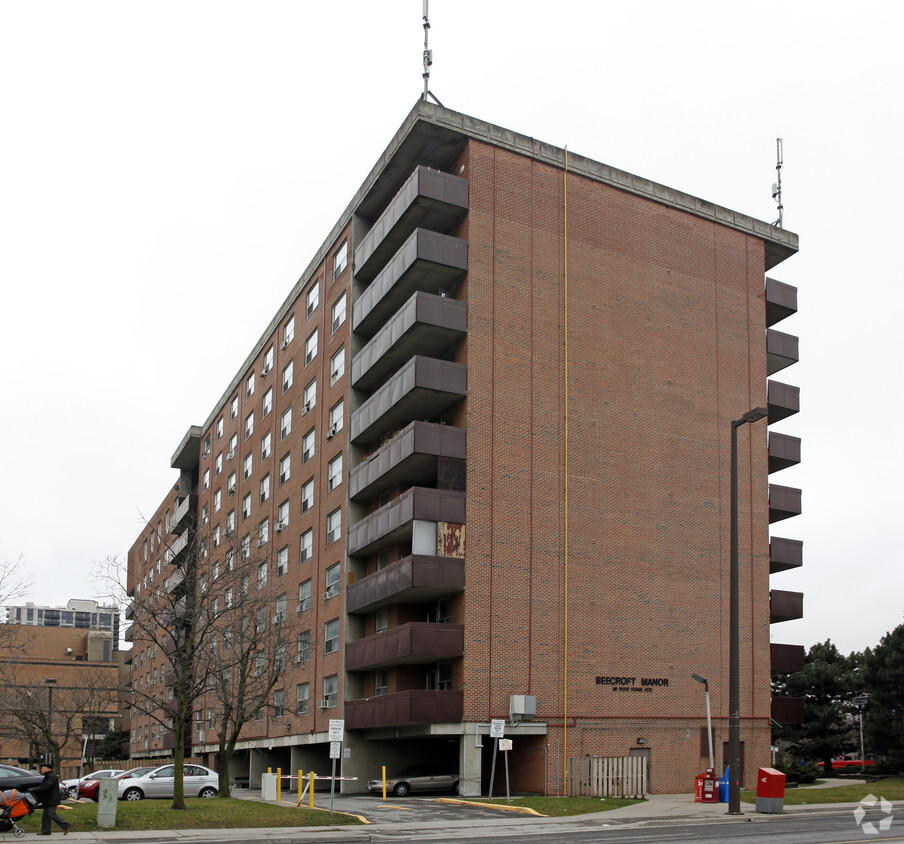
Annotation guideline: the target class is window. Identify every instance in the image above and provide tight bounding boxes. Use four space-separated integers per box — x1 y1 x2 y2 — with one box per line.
282 360 293 393
326 509 342 545
275 593 287 623
277 546 288 577
333 239 348 280
277 452 290 484
213 525 221 548
301 478 314 513
306 280 319 316
427 599 452 624
324 619 339 653
283 315 295 347
280 406 292 440
329 399 344 436
225 586 233 608
202 469 210 491
303 429 315 463
300 530 313 563
263 345 274 375
258 561 268 589
305 329 318 365
296 683 309 714
254 650 266 674
244 411 254 440
258 517 269 546
262 387 273 419
275 642 286 671
375 607 389 633
322 674 338 707
216 418 225 441
214 489 222 512
427 661 453 691
243 453 253 480
200 537 208 558
327 454 343 491
375 669 388 697
296 630 310 663
272 689 285 718
330 347 345 385
228 470 237 496
331 292 347 333
303 379 316 414
246 372 255 399
242 493 251 520
260 474 270 504
241 575 249 597
230 396 238 420
277 499 290 529
201 503 209 525
298 579 312 613
204 434 211 454
213 560 220 580
325 563 340 598
261 431 272 460
228 433 238 459
226 509 235 532
215 453 223 476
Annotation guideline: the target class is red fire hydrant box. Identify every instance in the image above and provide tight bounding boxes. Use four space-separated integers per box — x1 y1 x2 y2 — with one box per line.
755 767 786 814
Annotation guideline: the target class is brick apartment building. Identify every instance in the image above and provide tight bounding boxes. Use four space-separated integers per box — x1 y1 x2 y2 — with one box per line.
125 100 803 795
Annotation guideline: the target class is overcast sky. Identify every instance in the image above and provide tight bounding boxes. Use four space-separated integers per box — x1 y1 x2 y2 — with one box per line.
1 1 901 657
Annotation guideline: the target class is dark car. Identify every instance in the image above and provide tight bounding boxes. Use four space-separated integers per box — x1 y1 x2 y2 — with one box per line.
0 764 66 801
367 764 459 797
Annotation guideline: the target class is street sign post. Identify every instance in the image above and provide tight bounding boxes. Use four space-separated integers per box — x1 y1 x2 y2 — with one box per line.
328 720 344 814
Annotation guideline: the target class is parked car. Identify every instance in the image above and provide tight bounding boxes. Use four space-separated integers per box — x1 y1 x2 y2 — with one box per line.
117 764 218 801
78 767 155 801
0 764 66 802
367 764 459 797
61 769 124 799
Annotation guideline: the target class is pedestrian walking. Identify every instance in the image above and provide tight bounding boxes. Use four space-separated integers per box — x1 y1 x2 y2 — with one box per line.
31 763 71 836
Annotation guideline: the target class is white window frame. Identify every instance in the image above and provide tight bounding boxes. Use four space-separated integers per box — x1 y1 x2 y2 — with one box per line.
280 406 292 440
330 346 345 386
326 509 342 545
300 529 313 562
306 280 319 316
301 478 314 513
305 329 318 365
282 360 294 394
333 240 348 281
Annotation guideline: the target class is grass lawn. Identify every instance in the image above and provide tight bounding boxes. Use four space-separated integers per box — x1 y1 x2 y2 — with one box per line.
462 796 645 816
13 797 364 833
741 776 904 805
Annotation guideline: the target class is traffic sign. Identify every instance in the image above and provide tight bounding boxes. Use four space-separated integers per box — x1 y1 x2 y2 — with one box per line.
328 719 345 742
490 718 505 738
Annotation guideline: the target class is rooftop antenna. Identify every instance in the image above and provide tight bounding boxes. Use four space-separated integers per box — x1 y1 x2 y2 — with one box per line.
771 137 784 228
421 1 444 107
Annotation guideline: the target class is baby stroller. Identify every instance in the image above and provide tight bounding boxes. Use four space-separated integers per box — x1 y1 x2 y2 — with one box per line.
0 788 38 838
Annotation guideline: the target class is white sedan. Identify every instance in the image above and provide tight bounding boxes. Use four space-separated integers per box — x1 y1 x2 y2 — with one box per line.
61 769 124 799
118 764 218 800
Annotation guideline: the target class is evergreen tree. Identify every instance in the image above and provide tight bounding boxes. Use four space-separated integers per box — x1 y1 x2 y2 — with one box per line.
863 624 904 770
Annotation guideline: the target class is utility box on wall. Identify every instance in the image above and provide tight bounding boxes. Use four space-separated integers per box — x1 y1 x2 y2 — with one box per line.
509 695 537 722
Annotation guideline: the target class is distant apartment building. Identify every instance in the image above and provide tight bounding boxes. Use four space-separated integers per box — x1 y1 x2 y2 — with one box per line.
125 100 803 794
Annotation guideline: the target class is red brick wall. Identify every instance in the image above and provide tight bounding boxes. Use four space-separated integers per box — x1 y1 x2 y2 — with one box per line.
461 139 771 793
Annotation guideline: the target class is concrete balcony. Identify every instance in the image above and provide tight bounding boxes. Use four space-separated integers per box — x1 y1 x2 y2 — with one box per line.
353 292 467 389
767 380 800 424
771 643 805 673
350 357 467 446
124 624 135 642
165 530 190 567
354 166 468 284
768 432 801 474
769 484 802 523
767 329 799 375
348 487 466 558
345 689 463 730
164 564 186 595
350 422 466 502
353 229 468 339
772 696 805 725
770 536 803 573
765 277 797 327
171 425 203 471
346 621 464 671
347 555 465 614
770 589 804 623
125 601 134 620
170 494 197 534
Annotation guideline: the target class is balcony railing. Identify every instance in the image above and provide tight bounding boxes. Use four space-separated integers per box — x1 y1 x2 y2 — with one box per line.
345 689 463 730
345 621 464 671
352 292 467 389
348 487 466 558
170 494 197 534
350 421 466 502
353 229 468 338
769 484 802 523
768 432 801 474
350 356 466 446
347 555 465 614
771 643 805 673
770 589 804 623
765 277 798 327
355 166 468 284
767 329 799 375
770 536 803 573
772 696 805 725
767 380 800 424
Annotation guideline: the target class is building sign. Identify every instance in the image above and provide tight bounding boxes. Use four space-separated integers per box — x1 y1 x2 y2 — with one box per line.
596 676 669 693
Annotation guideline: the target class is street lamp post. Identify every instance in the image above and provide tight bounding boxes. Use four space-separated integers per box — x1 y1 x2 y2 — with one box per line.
44 678 57 768
852 695 869 770
728 407 768 816
692 673 714 771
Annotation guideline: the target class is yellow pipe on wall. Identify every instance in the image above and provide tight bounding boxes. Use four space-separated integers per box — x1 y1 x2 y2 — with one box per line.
563 146 569 796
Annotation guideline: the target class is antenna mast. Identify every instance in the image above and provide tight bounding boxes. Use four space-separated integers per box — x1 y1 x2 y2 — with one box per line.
771 137 784 228
421 1 444 106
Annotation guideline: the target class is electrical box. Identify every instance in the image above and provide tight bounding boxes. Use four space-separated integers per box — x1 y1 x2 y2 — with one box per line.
509 695 537 722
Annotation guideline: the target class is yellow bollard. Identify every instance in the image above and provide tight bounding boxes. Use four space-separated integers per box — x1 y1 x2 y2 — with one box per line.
298 770 302 802
382 765 387 801
309 771 315 808
277 767 282 802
